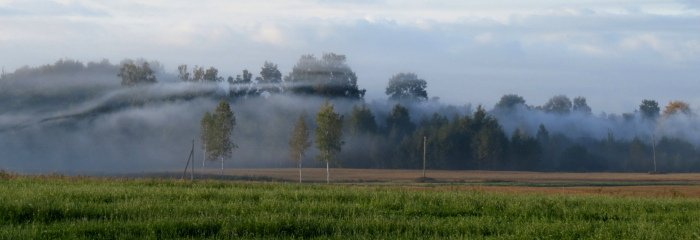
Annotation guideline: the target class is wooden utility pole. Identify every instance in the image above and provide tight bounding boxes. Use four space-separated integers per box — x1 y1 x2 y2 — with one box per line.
190 140 194 180
182 140 195 181
652 135 657 173
423 136 427 179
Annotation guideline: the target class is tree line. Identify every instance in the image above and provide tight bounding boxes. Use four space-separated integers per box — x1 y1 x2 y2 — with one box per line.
3 54 699 174
180 53 699 174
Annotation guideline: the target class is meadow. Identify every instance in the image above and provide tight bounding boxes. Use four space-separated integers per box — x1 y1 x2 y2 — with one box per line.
2 171 700 239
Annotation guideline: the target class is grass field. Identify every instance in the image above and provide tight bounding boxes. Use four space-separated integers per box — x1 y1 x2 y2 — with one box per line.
2 171 700 239
179 168 700 198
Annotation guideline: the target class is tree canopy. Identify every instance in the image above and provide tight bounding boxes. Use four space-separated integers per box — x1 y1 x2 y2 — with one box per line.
494 94 526 111
543 95 572 114
663 101 692 117
201 99 238 161
349 104 378 135
289 114 312 164
255 61 283 95
314 100 345 164
117 60 157 87
385 72 428 102
285 53 366 99
572 96 592 115
639 99 660 120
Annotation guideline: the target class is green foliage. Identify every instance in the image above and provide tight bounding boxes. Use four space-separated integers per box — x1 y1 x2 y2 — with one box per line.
314 100 345 164
203 67 221 82
201 99 237 161
543 95 572 114
229 69 257 98
494 94 526 111
289 115 312 164
573 96 592 115
200 111 214 151
386 103 416 141
177 64 190 81
3 179 700 239
348 104 378 135
116 59 157 87
385 72 428 102
285 53 366 99
639 99 661 121
255 61 283 95
510 125 542 171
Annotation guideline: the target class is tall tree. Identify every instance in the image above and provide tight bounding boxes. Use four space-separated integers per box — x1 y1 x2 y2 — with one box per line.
385 72 428 102
192 66 205 82
203 67 222 82
572 96 592 115
199 111 214 177
385 103 416 141
230 69 256 98
510 126 541 170
289 114 312 183
255 61 283 95
469 106 508 170
494 94 526 111
314 100 345 183
543 95 572 114
117 59 157 87
348 104 378 135
206 99 238 176
662 101 691 117
639 99 660 121
177 64 190 82
285 53 366 99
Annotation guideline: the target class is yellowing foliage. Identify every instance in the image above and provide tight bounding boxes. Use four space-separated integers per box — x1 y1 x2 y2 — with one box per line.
662 101 691 117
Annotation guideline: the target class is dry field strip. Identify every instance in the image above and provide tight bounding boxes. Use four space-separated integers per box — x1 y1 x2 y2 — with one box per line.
196 168 700 198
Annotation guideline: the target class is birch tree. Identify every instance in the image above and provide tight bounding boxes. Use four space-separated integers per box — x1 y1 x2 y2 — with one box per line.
289 114 312 183
314 100 344 183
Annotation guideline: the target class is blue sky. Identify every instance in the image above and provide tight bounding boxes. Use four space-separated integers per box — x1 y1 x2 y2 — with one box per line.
1 0 699 113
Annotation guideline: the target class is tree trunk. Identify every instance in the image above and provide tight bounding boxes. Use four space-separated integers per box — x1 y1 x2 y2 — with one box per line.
221 157 224 180
201 142 206 179
299 153 302 183
326 161 329 184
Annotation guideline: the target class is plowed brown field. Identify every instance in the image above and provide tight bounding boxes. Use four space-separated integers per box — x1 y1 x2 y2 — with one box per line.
199 168 700 198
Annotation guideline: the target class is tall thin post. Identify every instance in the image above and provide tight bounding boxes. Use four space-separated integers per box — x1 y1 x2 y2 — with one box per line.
201 142 206 179
182 142 194 180
190 140 194 181
326 161 330 184
652 135 657 173
423 136 426 179
181 153 190 180
221 157 224 180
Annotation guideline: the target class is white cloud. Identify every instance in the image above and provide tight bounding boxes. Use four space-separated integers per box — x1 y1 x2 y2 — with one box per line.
252 23 286 46
1 0 700 113
474 33 493 43
570 44 607 55
620 34 685 59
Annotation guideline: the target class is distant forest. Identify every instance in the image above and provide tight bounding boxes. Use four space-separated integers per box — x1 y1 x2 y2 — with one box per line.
1 54 698 173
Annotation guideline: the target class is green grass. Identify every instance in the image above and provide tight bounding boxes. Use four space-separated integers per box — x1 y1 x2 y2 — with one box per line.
1 173 700 239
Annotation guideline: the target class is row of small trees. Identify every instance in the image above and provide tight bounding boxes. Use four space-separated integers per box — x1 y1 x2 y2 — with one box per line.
201 99 345 183
288 101 345 183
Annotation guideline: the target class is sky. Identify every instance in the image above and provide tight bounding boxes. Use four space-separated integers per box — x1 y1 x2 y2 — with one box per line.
1 0 699 113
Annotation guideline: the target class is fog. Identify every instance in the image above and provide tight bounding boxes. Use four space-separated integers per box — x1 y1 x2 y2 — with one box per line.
1 59 700 174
